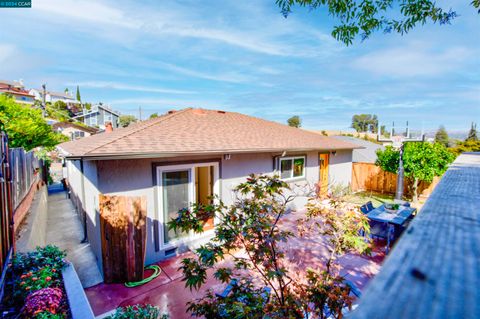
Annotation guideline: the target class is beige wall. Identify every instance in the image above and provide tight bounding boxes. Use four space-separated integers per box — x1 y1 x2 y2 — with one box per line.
67 150 352 266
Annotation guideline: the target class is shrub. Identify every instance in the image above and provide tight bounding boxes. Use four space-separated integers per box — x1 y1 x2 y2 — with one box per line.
16 267 59 299
21 287 63 318
35 312 65 319
12 245 67 277
105 304 167 319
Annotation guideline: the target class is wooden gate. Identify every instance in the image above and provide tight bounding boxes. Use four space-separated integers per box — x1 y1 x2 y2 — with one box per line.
99 195 147 283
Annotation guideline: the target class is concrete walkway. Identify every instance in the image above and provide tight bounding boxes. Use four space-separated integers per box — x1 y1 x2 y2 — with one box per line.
46 183 103 288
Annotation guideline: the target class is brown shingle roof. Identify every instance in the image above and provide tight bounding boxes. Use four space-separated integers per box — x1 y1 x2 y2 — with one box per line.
59 108 360 158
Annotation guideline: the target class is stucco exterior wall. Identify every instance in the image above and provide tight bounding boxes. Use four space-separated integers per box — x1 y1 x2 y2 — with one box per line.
61 127 92 139
328 149 353 189
82 161 102 275
67 149 352 267
65 160 103 275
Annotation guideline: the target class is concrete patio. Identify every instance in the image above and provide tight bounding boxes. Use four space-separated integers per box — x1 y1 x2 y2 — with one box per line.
86 209 386 319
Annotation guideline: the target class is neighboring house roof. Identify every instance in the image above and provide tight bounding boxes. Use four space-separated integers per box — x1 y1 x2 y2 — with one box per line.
73 104 120 118
0 82 35 100
332 135 384 163
0 80 24 88
50 92 75 99
0 89 35 97
59 108 360 159
52 122 99 134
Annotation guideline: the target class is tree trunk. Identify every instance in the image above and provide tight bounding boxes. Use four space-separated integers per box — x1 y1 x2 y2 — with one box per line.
412 178 419 203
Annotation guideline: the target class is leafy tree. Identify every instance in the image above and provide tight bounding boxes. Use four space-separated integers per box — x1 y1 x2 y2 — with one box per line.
118 115 138 127
376 143 455 202
0 95 67 150
149 112 159 119
449 140 480 155
168 174 370 318
466 122 478 141
287 115 301 128
84 102 92 111
76 85 81 102
276 0 478 45
434 125 449 147
351 114 377 133
46 101 70 121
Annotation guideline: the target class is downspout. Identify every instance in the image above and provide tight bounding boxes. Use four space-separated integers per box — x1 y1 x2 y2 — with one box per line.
80 159 87 243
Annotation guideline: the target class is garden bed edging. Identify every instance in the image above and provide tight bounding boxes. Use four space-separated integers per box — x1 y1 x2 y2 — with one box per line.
62 262 95 319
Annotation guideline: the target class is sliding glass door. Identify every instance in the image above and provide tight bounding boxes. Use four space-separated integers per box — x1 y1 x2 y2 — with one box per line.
162 170 190 244
158 162 219 249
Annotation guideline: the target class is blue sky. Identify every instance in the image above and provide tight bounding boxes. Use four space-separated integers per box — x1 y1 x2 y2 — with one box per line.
0 0 479 131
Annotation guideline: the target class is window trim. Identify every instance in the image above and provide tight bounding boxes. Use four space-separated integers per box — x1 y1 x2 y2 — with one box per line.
277 155 306 181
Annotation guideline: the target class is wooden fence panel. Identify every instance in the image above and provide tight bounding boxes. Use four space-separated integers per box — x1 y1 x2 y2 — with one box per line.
352 162 439 198
99 194 147 283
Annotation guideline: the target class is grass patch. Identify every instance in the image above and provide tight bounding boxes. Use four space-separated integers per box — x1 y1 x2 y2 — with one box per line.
343 191 395 207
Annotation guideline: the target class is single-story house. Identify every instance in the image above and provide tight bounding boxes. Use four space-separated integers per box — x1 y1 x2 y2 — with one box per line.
52 121 99 140
331 135 385 164
58 108 359 276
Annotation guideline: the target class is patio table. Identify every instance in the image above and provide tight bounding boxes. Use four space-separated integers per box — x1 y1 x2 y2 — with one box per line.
366 205 416 252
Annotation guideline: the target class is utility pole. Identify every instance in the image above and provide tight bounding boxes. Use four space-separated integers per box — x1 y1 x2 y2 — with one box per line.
395 144 405 200
138 106 142 121
41 84 47 118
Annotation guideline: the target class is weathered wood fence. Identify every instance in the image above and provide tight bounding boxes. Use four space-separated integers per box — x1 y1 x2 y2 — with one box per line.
10 148 41 209
1 131 45 295
99 195 147 283
0 132 14 274
351 162 439 199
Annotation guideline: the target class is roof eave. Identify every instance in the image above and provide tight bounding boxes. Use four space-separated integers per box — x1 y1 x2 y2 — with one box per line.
63 146 360 161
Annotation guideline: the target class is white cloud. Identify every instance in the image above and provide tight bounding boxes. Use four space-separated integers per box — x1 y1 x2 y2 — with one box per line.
156 62 253 83
32 0 328 57
352 43 472 77
70 81 196 94
0 44 16 64
35 0 138 28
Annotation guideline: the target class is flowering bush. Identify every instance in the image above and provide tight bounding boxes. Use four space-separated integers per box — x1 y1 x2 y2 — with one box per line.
16 267 59 299
21 287 64 318
105 304 167 319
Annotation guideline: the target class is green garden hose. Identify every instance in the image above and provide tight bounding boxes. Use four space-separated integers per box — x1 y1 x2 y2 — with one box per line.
124 265 162 288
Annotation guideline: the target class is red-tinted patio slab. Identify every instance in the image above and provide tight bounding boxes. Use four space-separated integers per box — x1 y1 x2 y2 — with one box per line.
85 264 172 316
158 251 195 281
85 209 388 318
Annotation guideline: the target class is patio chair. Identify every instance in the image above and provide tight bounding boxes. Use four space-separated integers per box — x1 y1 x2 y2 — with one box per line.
345 280 362 298
369 221 390 240
360 201 374 215
366 201 374 211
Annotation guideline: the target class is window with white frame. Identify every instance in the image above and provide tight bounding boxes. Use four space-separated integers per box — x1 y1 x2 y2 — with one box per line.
279 156 305 180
